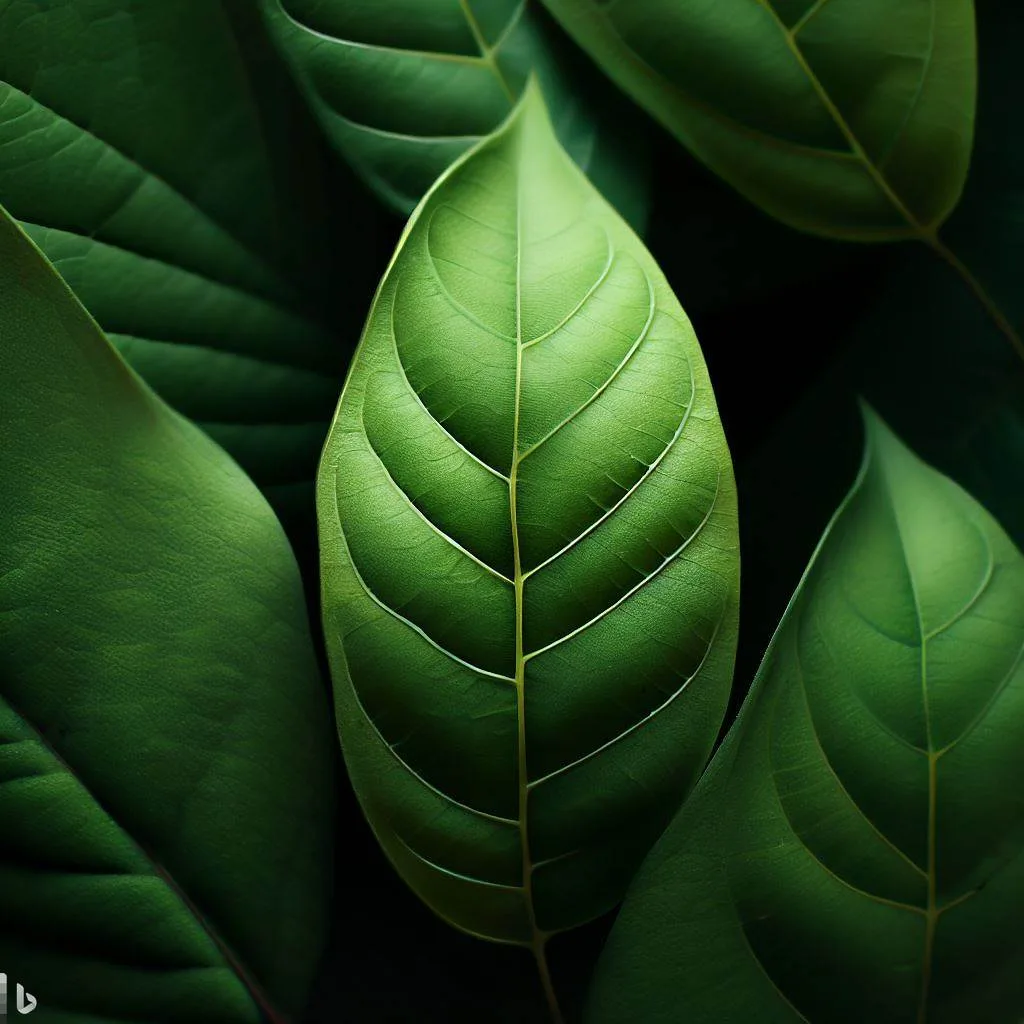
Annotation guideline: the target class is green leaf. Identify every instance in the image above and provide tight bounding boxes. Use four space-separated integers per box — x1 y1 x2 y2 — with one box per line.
0 206 334 1021
589 409 1024 1024
541 0 977 241
0 0 351 517
317 83 738 957
735 0 1024 706
260 0 650 231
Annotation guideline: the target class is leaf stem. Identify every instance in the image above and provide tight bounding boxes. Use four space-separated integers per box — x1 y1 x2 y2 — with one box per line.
918 752 939 1024
534 937 567 1024
923 234 1024 364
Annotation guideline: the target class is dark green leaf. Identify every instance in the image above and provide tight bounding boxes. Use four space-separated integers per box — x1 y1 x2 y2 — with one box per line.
735 0 1024 711
317 85 738 953
0 0 352 517
589 410 1024 1024
0 206 333 1022
542 0 976 240
261 0 650 230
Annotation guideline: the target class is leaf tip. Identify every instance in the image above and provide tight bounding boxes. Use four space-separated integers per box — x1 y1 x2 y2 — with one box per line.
857 398 900 460
504 71 556 143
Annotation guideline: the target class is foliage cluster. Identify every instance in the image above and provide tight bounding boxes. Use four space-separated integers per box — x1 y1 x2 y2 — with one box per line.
0 2 1021 1022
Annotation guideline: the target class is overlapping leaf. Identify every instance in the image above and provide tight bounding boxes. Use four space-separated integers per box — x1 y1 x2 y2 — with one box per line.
317 84 738 954
0 0 351 519
737 0 1024 706
589 411 1024 1023
0 205 334 1022
542 0 977 240
261 0 649 229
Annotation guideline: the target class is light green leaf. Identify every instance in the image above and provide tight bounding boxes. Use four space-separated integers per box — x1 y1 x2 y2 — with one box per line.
0 205 334 1021
542 0 977 241
316 82 738 968
589 409 1024 1024
0 0 348 517
261 0 650 230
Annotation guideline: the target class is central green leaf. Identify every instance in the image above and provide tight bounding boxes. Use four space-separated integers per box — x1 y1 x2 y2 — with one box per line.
317 84 739 949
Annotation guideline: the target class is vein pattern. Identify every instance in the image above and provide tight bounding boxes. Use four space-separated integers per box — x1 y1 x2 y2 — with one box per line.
0 7 340 501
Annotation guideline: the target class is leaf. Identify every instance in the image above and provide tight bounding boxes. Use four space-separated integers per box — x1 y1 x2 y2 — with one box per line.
541 0 977 241
260 0 651 231
316 82 738 961
588 409 1024 1024
0 0 359 520
735 0 1024 711
0 205 334 1021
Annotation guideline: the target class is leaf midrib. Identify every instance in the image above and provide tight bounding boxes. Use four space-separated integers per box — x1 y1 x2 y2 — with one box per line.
507 117 538 943
460 0 520 104
753 0 931 233
506 104 567 1024
761 1 1024 362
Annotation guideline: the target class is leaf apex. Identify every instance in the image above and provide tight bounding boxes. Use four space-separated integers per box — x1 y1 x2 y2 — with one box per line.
857 399 903 462
504 72 556 143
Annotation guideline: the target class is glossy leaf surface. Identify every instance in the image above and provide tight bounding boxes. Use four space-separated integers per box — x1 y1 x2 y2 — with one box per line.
589 411 1024 1023
317 85 738 947
542 0 977 240
0 0 347 515
261 0 649 230
0 207 334 1022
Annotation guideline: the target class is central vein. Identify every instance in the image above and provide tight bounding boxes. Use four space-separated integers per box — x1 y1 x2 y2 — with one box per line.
508 135 563 1024
509 171 534 946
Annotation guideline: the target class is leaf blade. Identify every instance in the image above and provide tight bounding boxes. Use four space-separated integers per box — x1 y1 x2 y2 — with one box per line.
541 0 977 240
317 83 738 946
0 205 334 1022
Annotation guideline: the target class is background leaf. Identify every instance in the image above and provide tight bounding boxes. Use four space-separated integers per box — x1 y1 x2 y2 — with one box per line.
316 82 737 999
0 205 334 1023
541 0 976 241
0 0 381 526
588 410 1024 1023
733 0 1024 714
260 0 651 231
